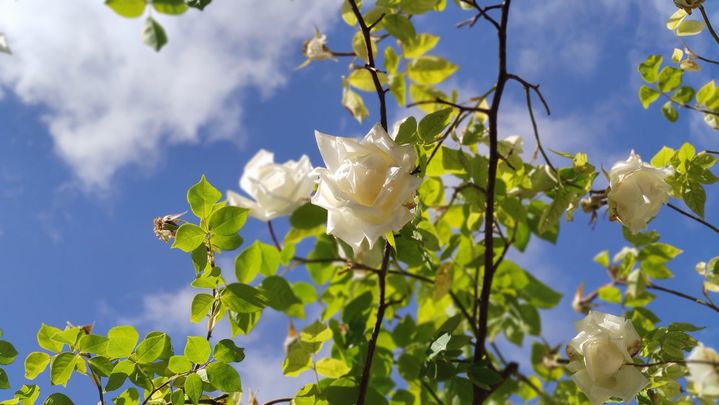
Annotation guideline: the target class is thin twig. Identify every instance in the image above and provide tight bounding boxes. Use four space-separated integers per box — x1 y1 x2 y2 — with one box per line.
410 111 470 175
88 364 105 405
422 380 444 404
267 220 282 250
264 399 292 405
667 202 719 233
646 282 719 314
406 97 490 114
514 76 558 174
356 242 392 405
347 0 388 130
700 5 719 48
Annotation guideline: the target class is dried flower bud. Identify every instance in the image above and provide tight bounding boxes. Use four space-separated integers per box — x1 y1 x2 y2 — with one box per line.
153 212 186 242
674 0 704 14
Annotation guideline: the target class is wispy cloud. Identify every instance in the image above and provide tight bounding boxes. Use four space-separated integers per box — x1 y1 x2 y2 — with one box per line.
0 0 337 188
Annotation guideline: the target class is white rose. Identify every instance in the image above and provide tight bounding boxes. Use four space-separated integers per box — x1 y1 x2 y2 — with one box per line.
304 30 334 61
312 123 421 252
227 149 314 221
686 343 719 398
606 151 672 234
566 311 647 405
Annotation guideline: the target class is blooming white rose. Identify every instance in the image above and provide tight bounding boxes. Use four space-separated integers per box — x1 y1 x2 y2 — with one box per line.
686 343 719 398
606 151 672 234
312 123 421 252
566 311 647 405
227 149 314 221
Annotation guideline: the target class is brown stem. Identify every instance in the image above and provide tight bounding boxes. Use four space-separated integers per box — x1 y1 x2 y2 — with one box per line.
406 97 490 114
347 0 388 130
646 282 719 314
88 363 105 405
667 202 719 233
700 5 719 48
509 75 557 174
473 2 512 404
356 242 392 405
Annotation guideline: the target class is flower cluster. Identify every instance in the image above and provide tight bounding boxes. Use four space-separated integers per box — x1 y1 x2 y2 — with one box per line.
228 124 419 252
566 311 647 405
687 343 719 398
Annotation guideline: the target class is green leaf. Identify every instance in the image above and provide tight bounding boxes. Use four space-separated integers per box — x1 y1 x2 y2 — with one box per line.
37 324 64 353
316 358 351 378
394 117 418 145
403 33 439 58
408 56 458 85
384 46 399 75
682 181 706 217
651 146 676 167
168 355 192 374
638 55 662 83
676 19 705 36
342 85 369 123
78 334 109 355
593 250 609 267
24 352 51 380
0 369 8 390
657 66 682 93
289 203 327 229
418 107 452 142
221 283 267 313
282 342 312 377
106 326 139 359
639 86 660 109
661 101 678 122
389 73 407 107
671 86 694 104
300 321 332 343
697 80 717 106
105 0 146 18
49 354 77 387
208 206 248 236
667 8 688 30
347 69 387 92
341 0 360 26
172 223 206 252
260 276 301 312
213 340 245 363
184 373 203 405
205 362 241 392
427 333 451 360
598 285 622 303
384 14 416 43
152 0 188 15
0 341 18 365
191 293 214 323
186 0 212 10
42 393 74 405
235 241 280 283
522 271 562 309
211 233 244 252
188 176 222 220
142 17 168 52
133 333 168 364
184 336 211 365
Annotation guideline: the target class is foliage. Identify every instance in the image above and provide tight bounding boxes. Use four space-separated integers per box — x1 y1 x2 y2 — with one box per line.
2 0 719 404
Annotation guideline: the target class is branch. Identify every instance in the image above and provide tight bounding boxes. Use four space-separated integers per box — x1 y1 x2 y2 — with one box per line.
264 398 293 405
646 282 719 314
474 2 512 404
356 242 392 405
347 0 388 130
410 110 470 175
700 5 719 48
267 220 282 250
667 202 719 234
422 380 445 404
406 97 490 114
88 363 105 405
507 74 558 174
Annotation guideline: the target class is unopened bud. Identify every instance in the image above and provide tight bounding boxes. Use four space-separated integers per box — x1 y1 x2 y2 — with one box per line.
674 0 704 14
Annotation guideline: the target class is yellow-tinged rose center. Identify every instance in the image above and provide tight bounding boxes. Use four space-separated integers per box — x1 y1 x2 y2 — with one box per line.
584 339 625 382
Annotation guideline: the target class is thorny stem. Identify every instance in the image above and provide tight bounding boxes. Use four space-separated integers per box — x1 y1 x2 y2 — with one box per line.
356 242 392 405
667 202 719 234
473 1 512 404
700 6 719 48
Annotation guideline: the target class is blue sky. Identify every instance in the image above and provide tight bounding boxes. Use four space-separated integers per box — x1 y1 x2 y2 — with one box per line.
1 0 718 402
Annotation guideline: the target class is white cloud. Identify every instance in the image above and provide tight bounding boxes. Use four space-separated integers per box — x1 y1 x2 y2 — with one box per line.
0 0 337 188
117 286 206 335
